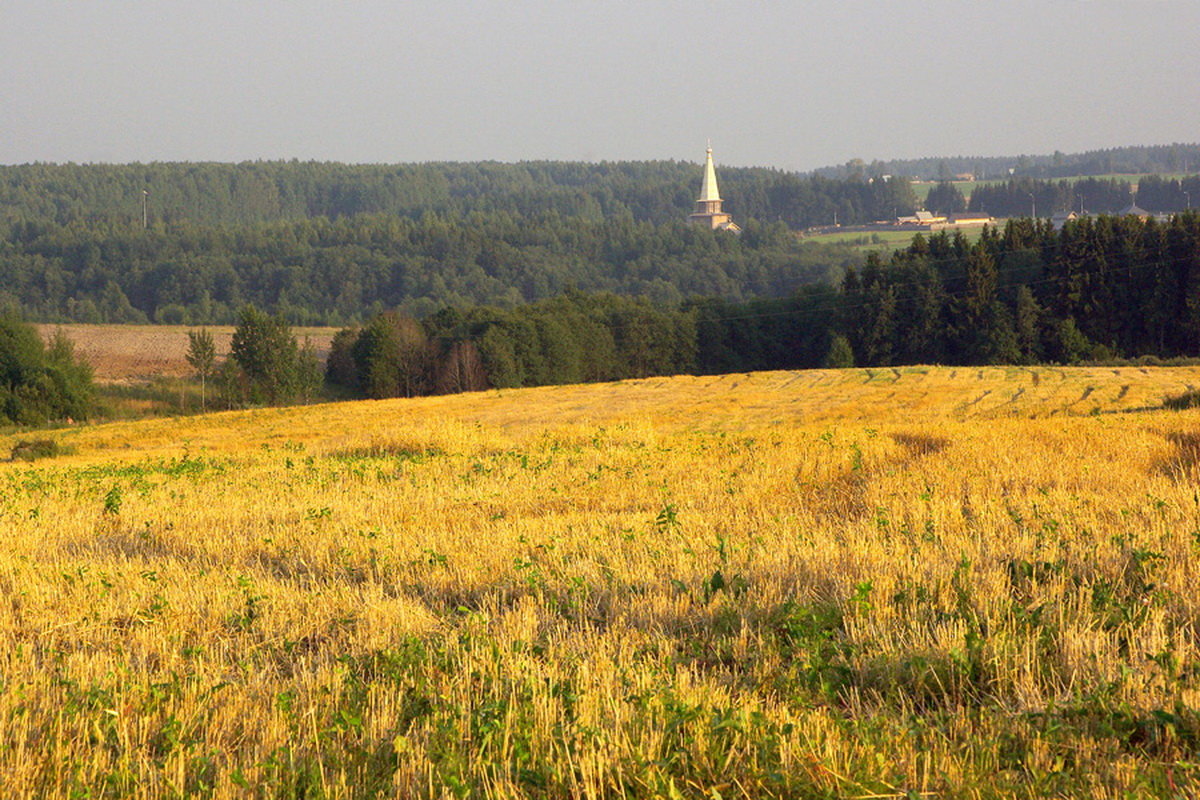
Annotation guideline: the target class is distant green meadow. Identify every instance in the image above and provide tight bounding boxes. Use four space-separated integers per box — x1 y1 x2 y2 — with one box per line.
803 227 985 251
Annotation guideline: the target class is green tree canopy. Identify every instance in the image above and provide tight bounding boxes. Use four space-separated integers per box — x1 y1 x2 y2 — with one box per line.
185 328 216 410
226 306 304 405
0 317 94 426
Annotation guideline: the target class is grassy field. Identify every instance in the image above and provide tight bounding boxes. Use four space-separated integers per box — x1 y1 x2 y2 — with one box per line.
4 365 1200 798
803 227 985 250
801 230 921 248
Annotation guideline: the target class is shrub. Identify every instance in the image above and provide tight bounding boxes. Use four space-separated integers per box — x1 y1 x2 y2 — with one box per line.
9 438 70 461
824 334 855 368
0 318 94 426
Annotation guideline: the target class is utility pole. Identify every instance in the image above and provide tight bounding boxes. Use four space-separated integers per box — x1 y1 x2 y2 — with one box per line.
1028 192 1036 219
142 190 148 229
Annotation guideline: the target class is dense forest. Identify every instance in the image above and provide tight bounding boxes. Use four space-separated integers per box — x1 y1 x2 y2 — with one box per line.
815 143 1200 181
0 160 917 230
4 159 1200 408
5 162 1198 329
316 212 1200 403
0 214 862 325
0 160 930 324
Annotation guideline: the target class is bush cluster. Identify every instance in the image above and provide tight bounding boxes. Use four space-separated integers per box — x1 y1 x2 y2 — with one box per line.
0 316 94 426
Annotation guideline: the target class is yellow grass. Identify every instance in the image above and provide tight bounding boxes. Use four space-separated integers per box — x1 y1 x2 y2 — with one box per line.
3 365 1200 798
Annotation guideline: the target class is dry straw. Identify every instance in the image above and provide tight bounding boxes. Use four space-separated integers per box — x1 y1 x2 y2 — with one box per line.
2 365 1199 798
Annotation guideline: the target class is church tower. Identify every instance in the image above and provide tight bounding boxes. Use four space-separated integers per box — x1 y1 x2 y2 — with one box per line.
688 144 740 231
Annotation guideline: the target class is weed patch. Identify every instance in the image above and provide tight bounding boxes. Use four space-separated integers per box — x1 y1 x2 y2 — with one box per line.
8 438 73 461
891 432 951 458
326 440 444 462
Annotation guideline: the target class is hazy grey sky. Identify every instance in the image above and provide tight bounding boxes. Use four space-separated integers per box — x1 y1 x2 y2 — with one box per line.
2 0 1197 170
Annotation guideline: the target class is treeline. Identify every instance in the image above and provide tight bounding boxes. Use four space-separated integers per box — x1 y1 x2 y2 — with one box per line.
0 214 861 325
325 294 696 398
0 160 916 232
815 143 1200 181
703 212 1200 370
967 176 1200 217
305 212 1200 403
1129 175 1200 213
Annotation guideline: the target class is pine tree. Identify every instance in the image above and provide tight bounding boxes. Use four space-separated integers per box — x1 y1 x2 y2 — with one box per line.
1014 286 1043 364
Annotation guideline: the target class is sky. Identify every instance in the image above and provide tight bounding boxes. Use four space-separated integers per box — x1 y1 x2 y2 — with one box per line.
2 0 1198 171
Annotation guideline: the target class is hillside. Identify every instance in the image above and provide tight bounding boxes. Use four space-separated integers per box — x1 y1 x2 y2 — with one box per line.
3 366 1200 797
26 363 1200 451
3 160 1197 331
0 160 915 229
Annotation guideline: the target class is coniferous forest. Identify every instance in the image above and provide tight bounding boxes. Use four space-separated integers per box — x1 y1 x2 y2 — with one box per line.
702 213 1200 372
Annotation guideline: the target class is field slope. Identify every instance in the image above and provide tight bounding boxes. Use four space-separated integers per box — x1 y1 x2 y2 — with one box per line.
3 366 1200 798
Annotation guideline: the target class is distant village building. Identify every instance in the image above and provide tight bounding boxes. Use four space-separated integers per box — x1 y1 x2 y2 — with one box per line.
891 210 992 231
1117 202 1152 220
1051 211 1078 230
897 211 946 226
688 145 741 232
948 211 994 226
1116 189 1159 220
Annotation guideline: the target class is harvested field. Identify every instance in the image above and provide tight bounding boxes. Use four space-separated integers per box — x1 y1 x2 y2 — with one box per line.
5 366 1200 797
